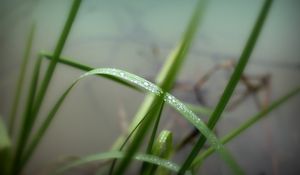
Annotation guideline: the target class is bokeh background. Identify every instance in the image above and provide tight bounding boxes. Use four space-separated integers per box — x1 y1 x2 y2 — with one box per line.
1 0 300 174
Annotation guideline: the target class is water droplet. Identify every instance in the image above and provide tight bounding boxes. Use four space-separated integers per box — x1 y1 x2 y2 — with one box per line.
143 82 149 86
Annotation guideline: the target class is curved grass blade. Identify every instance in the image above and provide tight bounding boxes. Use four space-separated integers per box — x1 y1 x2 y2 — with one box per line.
40 51 141 91
191 86 300 169
22 68 241 174
178 0 273 173
53 151 191 175
8 23 35 135
0 117 12 175
41 52 211 116
112 0 208 150
13 1 82 173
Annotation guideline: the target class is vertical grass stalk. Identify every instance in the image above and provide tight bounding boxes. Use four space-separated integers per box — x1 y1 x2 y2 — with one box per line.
8 24 35 135
13 0 82 174
113 98 165 175
178 0 273 174
13 57 42 171
140 101 165 174
112 0 207 150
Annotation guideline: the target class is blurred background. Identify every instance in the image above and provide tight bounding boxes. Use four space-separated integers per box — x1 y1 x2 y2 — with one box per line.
0 0 300 174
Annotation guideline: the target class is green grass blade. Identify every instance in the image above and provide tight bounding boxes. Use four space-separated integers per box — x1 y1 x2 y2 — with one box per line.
53 151 191 175
8 24 35 135
40 51 141 91
11 55 42 175
13 57 42 170
21 57 42 131
185 103 213 116
143 130 173 175
140 101 165 174
152 130 173 162
112 0 207 150
22 68 240 174
114 98 165 175
0 117 12 175
108 102 161 175
13 0 82 173
155 0 207 91
178 0 273 173
191 86 300 169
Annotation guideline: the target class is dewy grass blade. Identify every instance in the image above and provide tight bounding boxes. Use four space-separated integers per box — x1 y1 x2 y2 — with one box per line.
178 0 273 173
13 0 82 173
185 103 213 116
191 86 300 169
112 0 207 150
40 51 141 91
53 151 191 175
8 24 35 135
23 68 240 174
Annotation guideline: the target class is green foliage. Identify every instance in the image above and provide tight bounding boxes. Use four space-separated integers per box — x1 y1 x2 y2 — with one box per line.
112 0 207 151
1 0 298 175
178 0 273 173
191 86 300 169
143 130 173 175
53 151 191 175
8 24 35 135
19 68 239 174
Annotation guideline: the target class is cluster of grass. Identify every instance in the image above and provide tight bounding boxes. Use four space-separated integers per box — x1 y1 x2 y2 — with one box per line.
0 0 299 174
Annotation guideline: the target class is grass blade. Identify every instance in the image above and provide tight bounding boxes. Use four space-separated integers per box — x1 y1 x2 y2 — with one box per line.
178 0 273 173
0 117 12 175
108 107 150 175
13 0 82 173
40 51 141 91
14 57 42 170
143 130 173 175
140 100 165 174
22 68 240 174
53 151 191 175
10 49 42 175
8 24 35 135
21 57 42 132
191 86 300 169
113 98 165 175
112 0 207 150
185 103 213 116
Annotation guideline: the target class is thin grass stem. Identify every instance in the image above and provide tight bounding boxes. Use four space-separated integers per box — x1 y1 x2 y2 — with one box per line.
13 0 82 174
113 98 165 175
140 101 165 174
8 24 35 135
